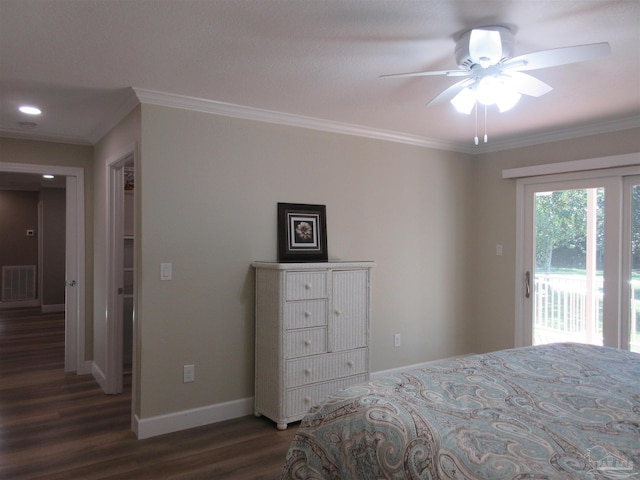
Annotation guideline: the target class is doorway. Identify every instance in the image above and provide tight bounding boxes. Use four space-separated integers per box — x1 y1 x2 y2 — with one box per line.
517 168 640 352
0 162 86 373
104 150 135 395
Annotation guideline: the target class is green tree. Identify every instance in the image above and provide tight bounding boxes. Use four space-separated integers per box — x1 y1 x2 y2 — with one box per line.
535 189 604 273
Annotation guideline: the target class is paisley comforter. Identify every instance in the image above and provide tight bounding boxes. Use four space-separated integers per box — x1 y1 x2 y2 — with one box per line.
280 343 639 479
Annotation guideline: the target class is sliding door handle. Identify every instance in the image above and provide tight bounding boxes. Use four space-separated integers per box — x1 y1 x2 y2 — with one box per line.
525 271 531 299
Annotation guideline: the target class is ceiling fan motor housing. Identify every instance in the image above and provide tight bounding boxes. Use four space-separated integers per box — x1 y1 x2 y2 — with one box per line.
455 25 515 69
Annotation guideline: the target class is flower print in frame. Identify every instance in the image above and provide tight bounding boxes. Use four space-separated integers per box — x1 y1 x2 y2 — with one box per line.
277 203 328 262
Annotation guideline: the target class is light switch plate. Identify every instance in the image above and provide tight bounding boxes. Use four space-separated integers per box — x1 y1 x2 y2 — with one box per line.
160 262 172 281
183 364 195 383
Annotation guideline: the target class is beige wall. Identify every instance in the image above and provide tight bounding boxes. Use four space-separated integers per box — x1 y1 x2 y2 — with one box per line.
471 127 640 354
0 137 94 356
4 112 638 433
136 104 474 418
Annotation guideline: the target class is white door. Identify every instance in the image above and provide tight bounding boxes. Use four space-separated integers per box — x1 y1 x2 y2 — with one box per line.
65 175 79 372
623 175 640 353
331 270 368 352
518 171 639 352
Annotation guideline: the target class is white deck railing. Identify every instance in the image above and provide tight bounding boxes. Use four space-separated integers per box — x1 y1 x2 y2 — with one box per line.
534 274 640 352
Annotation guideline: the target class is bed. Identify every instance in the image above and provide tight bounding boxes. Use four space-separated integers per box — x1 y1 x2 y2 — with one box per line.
280 343 639 479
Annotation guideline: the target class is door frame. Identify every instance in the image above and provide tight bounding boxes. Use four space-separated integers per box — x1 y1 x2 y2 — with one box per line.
104 147 136 394
515 164 640 349
621 175 640 350
0 162 87 373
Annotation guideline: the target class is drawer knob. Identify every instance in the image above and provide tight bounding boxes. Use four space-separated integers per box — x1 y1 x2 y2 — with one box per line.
305 368 312 375
304 311 311 318
347 361 354 368
304 339 311 346
335 309 342 316
305 283 312 290
304 397 311 404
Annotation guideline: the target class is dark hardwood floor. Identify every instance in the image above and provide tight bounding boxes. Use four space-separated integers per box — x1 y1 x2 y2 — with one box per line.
0 308 298 479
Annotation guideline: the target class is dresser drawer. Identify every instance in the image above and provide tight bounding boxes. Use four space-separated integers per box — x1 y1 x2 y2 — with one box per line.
285 300 327 329
285 375 368 419
286 327 326 358
286 271 327 300
286 348 368 387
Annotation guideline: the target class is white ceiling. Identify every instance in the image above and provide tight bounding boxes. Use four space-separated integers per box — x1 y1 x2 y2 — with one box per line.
1 0 639 153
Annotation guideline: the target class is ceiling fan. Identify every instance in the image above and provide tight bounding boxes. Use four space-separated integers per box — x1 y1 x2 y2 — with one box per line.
381 26 610 117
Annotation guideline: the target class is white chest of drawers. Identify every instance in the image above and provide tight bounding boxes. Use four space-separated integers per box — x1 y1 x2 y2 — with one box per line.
252 261 374 429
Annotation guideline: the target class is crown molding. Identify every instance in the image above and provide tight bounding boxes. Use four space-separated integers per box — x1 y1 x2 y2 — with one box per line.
132 88 470 154
132 88 640 156
0 128 92 146
472 114 640 154
4 87 635 153
0 87 139 147
88 87 140 144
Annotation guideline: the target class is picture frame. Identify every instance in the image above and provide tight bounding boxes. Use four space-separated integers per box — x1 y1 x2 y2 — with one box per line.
277 203 328 262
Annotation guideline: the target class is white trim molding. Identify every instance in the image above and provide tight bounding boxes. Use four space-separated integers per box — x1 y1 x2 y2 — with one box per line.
88 88 140 145
91 361 107 393
133 88 472 154
132 358 474 439
475 115 640 155
503 152 640 179
2 87 637 153
134 397 254 439
133 88 640 155
370 354 474 380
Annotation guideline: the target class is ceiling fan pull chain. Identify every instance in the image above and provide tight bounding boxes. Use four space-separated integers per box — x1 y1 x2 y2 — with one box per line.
474 103 479 145
484 105 488 143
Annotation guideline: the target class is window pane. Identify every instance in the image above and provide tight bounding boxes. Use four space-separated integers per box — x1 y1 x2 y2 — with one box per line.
533 188 604 346
630 185 640 353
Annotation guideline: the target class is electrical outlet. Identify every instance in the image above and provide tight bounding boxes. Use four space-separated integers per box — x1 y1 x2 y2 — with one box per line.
183 364 195 383
394 333 401 347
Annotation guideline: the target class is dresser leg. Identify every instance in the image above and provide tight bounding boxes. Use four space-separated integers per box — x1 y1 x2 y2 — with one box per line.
277 423 288 430
254 410 261 417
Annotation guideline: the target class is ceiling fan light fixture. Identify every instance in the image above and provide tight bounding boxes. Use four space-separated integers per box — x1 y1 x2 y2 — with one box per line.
476 75 503 106
469 29 503 68
450 87 476 114
496 90 521 112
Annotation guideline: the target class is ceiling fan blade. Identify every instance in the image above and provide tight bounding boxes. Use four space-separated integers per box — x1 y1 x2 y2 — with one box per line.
379 69 470 79
504 71 553 97
427 78 476 106
502 42 610 71
469 29 503 67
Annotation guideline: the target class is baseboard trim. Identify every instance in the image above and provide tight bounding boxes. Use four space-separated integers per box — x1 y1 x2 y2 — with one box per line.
91 362 107 392
134 397 254 439
370 354 475 380
131 355 476 439
78 360 92 376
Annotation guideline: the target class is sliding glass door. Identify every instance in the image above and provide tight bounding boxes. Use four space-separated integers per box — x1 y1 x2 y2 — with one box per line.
623 176 640 352
519 170 639 352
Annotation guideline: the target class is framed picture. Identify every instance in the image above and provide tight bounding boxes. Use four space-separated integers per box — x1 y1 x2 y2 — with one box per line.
278 203 328 262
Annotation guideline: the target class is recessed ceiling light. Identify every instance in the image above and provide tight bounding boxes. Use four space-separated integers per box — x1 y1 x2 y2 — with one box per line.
43 174 55 179
19 105 42 115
